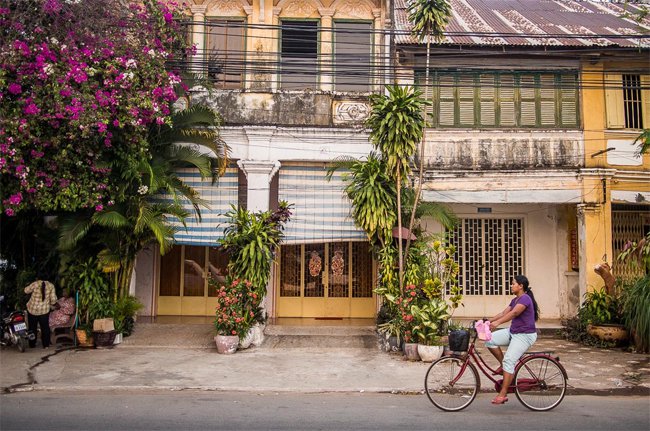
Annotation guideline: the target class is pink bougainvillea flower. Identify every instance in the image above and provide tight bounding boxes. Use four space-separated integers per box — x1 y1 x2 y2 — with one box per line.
7 83 22 95
8 193 22 205
23 103 40 116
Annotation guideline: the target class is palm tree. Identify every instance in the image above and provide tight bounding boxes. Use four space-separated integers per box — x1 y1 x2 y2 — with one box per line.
59 104 229 300
367 85 428 293
326 152 397 247
406 0 452 263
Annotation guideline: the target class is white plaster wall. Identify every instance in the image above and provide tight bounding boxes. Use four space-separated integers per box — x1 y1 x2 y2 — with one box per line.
134 245 157 317
422 203 567 320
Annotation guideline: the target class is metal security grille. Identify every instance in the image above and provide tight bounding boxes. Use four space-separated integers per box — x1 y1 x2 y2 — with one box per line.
612 210 646 281
622 74 643 129
451 218 524 296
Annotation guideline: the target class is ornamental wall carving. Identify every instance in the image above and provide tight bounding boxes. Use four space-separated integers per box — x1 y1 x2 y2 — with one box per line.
276 0 322 18
332 0 374 19
205 0 251 16
333 101 371 124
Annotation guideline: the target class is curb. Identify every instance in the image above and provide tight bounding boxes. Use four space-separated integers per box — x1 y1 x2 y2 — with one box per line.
3 384 649 396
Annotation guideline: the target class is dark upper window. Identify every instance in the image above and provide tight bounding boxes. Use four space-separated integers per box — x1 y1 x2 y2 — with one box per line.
417 70 580 129
206 19 245 89
334 22 372 92
280 20 318 90
623 74 643 129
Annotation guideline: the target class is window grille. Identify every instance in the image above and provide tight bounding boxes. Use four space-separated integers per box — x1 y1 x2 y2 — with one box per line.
450 218 524 296
623 74 643 129
612 209 648 281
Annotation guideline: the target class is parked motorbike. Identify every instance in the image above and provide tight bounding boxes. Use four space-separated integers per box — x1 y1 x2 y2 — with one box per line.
0 295 34 352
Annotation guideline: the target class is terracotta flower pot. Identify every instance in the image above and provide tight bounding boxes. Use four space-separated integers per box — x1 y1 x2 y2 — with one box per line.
587 324 628 342
215 335 239 354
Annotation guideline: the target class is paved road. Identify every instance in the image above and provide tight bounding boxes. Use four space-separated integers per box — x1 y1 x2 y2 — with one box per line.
1 391 648 431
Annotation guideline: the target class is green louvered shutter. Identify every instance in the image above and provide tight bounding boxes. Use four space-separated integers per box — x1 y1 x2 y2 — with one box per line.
520 74 537 127
499 74 516 127
439 74 455 127
480 74 496 126
560 74 579 127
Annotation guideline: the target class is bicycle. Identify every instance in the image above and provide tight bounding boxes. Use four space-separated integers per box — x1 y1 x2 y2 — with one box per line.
424 323 568 412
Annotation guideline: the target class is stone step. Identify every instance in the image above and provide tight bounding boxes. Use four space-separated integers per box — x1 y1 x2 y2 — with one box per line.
264 324 376 337
261 334 378 349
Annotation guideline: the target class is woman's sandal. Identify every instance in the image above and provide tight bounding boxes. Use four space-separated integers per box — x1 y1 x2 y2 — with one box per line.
491 396 508 405
492 366 503 376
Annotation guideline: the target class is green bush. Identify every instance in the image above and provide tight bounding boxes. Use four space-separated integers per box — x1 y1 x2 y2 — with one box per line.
579 288 621 326
620 275 650 353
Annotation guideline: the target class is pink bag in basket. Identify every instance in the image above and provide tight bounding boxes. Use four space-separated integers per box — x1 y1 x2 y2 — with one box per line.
474 320 492 341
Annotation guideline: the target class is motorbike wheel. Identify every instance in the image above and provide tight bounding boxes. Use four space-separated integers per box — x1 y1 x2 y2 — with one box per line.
17 336 27 352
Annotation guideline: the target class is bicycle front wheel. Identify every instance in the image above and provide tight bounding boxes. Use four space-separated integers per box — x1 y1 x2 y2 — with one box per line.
424 356 479 412
514 355 567 411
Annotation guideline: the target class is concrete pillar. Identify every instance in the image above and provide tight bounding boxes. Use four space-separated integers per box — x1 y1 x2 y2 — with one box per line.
318 8 334 92
190 5 208 75
577 168 615 299
237 160 280 212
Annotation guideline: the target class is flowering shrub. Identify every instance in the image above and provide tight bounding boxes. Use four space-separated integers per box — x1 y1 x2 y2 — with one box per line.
396 284 419 342
211 276 263 339
0 0 193 215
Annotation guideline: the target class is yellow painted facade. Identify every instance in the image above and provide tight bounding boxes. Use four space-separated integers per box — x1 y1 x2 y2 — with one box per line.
580 60 650 292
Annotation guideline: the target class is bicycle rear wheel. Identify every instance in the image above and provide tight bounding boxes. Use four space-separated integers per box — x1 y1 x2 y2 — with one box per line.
424 356 479 412
514 355 567 411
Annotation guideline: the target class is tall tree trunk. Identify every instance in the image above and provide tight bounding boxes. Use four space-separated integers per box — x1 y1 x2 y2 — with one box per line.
405 30 432 264
397 167 404 295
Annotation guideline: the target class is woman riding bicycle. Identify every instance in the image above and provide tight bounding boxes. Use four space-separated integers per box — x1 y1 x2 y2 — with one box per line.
486 274 540 405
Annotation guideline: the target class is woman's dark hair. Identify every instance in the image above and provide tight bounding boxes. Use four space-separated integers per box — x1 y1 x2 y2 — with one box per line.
515 275 540 321
40 281 46 301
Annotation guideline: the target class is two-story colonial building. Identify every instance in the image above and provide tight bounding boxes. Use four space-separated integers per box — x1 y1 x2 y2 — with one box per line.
394 0 649 319
134 0 649 323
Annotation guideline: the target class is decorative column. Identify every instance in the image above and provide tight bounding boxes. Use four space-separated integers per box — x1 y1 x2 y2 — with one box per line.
372 9 382 91
318 8 335 92
237 160 280 212
190 5 208 75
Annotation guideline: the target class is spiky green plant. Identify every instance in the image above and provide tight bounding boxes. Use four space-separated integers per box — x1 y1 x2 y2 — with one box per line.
367 85 428 293
405 0 452 267
327 152 397 247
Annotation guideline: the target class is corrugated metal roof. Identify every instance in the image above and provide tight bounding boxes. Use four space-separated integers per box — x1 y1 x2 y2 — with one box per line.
395 0 650 48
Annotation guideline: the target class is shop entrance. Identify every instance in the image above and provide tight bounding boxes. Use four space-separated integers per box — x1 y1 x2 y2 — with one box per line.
276 241 376 318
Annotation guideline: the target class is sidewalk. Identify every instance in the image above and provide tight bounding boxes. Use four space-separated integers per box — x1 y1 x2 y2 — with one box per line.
1 323 649 395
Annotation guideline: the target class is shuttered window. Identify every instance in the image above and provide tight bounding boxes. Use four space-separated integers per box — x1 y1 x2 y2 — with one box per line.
606 74 650 129
418 70 580 129
206 20 245 89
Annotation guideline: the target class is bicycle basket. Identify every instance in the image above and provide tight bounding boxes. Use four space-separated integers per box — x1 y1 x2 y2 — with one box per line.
448 329 470 352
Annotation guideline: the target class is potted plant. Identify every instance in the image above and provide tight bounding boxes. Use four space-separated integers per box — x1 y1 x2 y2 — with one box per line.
581 288 627 343
112 295 143 344
61 258 110 347
211 276 261 354
411 297 449 362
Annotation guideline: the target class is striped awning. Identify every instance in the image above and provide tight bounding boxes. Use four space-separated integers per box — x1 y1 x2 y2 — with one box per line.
279 165 367 244
162 168 238 246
